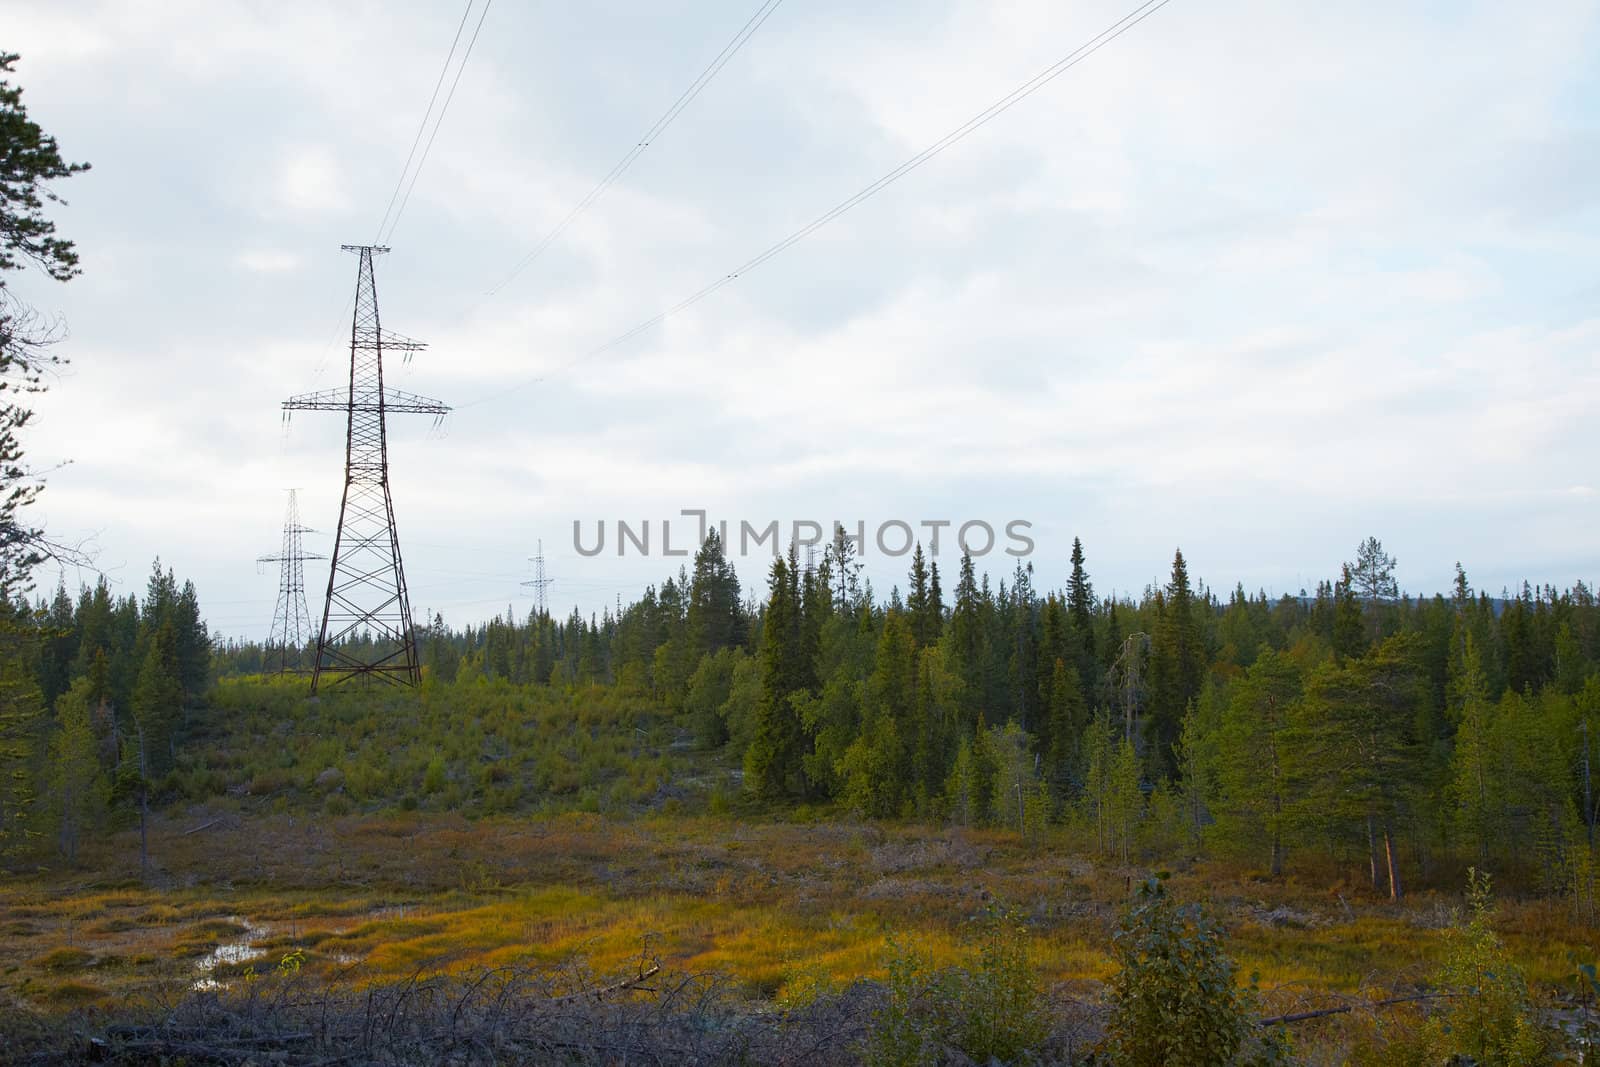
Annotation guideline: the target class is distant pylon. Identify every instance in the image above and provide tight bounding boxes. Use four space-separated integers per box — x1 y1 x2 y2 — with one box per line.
283 245 450 691
522 539 553 618
257 489 325 673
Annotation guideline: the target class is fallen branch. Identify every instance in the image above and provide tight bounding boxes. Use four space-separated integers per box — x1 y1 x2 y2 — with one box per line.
549 962 661 1005
183 818 222 836
1258 991 1458 1026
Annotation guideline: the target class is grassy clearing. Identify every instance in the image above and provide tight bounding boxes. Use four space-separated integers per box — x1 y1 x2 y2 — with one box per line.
2 810 1594 1024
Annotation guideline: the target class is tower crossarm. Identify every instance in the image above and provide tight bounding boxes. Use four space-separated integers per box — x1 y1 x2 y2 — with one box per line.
283 387 452 416
258 550 327 563
369 329 427 352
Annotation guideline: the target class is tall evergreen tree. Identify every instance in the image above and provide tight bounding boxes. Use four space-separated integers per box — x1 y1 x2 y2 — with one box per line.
0 52 90 596
1066 536 1097 678
1214 650 1301 875
746 546 814 800
131 619 182 775
1287 636 1428 899
1146 549 1205 772
1347 536 1399 644
686 530 743 657
906 544 931 645
48 676 104 863
0 604 43 857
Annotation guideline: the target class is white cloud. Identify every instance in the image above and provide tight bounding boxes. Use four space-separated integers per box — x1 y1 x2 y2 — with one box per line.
8 0 1600 635
236 249 302 273
276 149 347 215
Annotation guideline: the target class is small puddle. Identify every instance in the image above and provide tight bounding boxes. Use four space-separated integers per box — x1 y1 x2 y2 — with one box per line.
191 917 269 991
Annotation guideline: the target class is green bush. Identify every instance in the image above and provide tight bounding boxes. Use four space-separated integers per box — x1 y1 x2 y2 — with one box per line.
949 904 1047 1063
1103 877 1277 1067
863 906 1047 1067
863 934 937 1067
1432 869 1554 1066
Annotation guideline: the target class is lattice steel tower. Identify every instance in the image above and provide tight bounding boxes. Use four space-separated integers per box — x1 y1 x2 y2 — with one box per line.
523 539 553 618
284 245 449 691
258 489 324 672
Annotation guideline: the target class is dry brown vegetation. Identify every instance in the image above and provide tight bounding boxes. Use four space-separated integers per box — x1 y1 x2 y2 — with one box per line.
2 808 1597 1063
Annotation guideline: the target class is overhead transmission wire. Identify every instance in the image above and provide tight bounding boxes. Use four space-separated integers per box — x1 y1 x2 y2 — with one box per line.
373 0 477 244
379 0 496 245
484 0 788 297
308 0 485 384
458 0 1175 409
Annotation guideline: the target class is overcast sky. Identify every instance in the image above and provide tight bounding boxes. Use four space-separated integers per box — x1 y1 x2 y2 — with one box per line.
8 0 1599 639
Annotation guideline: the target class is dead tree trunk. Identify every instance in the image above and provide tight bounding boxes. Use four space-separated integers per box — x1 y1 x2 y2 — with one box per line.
1383 822 1402 901
1367 815 1380 893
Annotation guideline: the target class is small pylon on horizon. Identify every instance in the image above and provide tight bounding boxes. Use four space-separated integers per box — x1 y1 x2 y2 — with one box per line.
257 489 325 673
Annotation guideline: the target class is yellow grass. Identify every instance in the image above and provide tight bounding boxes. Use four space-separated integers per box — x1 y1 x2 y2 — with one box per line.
1 811 1592 1017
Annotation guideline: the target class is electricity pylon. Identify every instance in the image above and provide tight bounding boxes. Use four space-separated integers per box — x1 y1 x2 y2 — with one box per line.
257 489 324 673
283 245 449 691
522 539 553 618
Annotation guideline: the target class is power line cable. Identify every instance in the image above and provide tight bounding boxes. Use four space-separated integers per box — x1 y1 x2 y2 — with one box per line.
374 0 477 244
484 0 788 297
306 3 476 384
381 0 496 245
460 0 1174 408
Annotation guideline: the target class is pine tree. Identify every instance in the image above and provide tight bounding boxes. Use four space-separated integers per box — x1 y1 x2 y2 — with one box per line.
1082 707 1118 855
1174 683 1221 854
1287 636 1428 899
1108 736 1143 864
0 608 44 857
48 676 104 863
0 52 91 597
1348 536 1399 644
1449 634 1501 864
1214 650 1301 876
826 523 861 612
988 721 1040 834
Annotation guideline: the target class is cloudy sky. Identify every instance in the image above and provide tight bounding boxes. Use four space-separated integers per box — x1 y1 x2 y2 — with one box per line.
8 0 1599 638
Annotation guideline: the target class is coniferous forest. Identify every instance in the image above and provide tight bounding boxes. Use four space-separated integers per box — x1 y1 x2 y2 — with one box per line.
8 530 1600 1063
150 530 1600 903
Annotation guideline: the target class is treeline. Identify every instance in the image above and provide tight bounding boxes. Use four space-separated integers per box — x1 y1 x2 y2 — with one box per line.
0 562 210 862
220 530 1600 900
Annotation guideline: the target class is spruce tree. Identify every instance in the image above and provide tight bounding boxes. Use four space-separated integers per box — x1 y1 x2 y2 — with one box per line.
687 530 743 657
1146 549 1205 773
906 544 931 646
1066 536 1097 679
1331 566 1366 659
1042 657 1086 789
746 547 814 800
131 619 182 775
